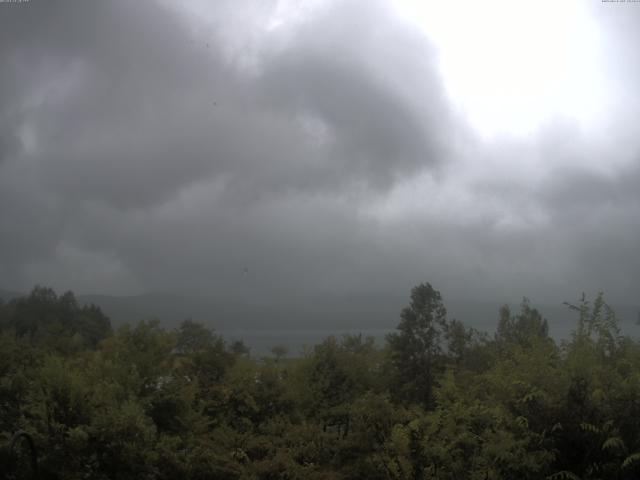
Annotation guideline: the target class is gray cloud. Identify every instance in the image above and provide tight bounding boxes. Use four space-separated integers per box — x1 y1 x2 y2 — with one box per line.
1 0 639 319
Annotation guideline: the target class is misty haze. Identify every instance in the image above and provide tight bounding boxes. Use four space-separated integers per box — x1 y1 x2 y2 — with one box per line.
1 1 640 479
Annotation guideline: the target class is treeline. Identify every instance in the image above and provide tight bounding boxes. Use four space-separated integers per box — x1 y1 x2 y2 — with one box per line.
1 284 640 479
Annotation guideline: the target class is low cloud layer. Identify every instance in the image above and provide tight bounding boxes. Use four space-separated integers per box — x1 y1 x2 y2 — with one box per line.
1 0 639 315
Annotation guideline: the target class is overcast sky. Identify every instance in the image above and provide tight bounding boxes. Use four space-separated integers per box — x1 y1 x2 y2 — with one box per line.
1 0 639 308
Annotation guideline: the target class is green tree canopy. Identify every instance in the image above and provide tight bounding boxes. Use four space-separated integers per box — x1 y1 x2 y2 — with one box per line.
387 282 448 408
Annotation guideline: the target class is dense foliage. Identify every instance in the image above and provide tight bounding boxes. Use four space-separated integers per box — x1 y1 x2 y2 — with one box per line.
1 284 640 479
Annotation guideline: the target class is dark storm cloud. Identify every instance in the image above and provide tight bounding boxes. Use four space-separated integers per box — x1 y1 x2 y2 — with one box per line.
1 0 449 207
258 55 442 190
0 0 639 311
0 0 454 298
0 129 21 164
255 0 450 190
0 0 241 210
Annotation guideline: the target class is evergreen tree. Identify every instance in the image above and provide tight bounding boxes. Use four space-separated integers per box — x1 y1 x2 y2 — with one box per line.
387 283 448 408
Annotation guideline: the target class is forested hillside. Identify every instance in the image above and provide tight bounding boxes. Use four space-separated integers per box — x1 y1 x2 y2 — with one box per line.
2 284 640 479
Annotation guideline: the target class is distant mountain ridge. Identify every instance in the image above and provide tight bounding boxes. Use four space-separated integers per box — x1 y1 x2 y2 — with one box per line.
0 289 24 302
76 292 404 330
2 288 639 340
